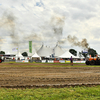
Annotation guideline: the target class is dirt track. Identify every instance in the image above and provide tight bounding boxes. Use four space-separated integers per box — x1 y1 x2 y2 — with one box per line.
0 63 100 88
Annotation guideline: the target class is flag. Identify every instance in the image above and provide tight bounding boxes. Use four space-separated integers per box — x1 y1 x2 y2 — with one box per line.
29 41 32 53
12 47 18 51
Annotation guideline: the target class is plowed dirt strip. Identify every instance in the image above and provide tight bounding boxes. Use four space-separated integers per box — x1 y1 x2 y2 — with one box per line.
0 63 100 88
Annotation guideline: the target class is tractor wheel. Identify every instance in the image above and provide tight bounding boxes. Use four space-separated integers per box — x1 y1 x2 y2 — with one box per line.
0 59 2 63
85 61 90 65
90 60 95 65
96 60 100 65
98 60 100 65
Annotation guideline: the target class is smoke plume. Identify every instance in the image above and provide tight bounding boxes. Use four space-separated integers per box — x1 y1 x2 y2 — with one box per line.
25 14 66 50
0 12 20 47
67 35 89 49
26 33 43 41
50 15 65 40
57 38 67 44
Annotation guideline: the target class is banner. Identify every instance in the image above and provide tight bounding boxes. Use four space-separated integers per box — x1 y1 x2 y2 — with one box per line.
82 49 88 53
29 41 32 53
12 47 18 51
73 61 85 63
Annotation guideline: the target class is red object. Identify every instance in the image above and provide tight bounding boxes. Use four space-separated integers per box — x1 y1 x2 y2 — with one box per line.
54 60 60 63
0 59 2 63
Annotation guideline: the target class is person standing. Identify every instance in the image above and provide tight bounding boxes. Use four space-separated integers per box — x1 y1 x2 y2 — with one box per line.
70 56 73 66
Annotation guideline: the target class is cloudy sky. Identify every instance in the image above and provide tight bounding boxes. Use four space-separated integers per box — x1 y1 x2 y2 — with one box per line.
0 0 100 54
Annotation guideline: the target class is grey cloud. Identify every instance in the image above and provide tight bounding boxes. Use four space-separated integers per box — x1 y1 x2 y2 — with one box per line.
66 0 98 20
89 40 100 53
90 40 100 45
0 0 100 53
91 28 100 38
52 6 69 17
68 0 97 12
71 10 95 20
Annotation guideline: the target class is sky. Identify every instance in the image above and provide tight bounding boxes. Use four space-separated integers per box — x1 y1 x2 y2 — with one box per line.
0 0 100 55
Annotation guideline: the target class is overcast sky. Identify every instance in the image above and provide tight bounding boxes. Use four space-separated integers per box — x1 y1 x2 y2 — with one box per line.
0 0 100 55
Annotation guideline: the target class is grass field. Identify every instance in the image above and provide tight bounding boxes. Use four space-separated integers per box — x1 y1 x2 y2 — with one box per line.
0 86 100 100
2 61 100 67
0 62 100 100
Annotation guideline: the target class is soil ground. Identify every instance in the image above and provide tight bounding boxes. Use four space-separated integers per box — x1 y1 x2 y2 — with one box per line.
0 63 100 88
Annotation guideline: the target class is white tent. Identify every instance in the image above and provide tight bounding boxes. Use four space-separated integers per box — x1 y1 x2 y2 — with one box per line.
32 52 40 57
6 51 13 58
15 51 24 60
59 50 79 58
53 44 64 57
6 51 11 54
37 45 53 57
32 52 41 60
6 51 15 55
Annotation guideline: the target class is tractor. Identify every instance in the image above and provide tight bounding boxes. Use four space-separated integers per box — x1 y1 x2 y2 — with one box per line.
85 56 100 65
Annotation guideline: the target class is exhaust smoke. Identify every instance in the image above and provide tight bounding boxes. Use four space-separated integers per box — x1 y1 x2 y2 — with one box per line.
67 35 89 49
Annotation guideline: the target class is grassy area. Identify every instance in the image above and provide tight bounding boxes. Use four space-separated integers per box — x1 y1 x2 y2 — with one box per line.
0 62 100 100
0 86 100 100
2 62 100 68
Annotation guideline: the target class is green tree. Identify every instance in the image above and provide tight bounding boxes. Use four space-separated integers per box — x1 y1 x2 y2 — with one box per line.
0 51 5 54
69 49 77 56
22 52 28 57
87 48 98 57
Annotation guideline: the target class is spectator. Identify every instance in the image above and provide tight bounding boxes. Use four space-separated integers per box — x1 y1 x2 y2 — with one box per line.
70 56 73 66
